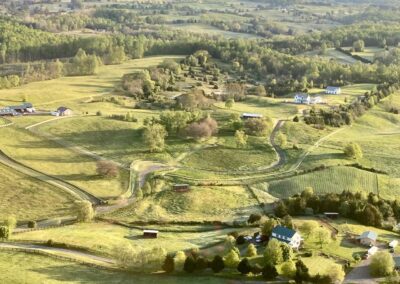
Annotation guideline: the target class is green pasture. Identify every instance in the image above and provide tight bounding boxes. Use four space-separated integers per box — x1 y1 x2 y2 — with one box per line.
0 126 128 199
180 135 276 172
107 186 262 223
12 222 236 256
168 23 260 39
0 162 76 221
268 166 381 199
0 251 227 284
301 93 400 180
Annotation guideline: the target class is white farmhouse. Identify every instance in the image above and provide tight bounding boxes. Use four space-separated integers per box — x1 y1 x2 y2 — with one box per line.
325 86 341 95
271 226 302 249
294 94 310 104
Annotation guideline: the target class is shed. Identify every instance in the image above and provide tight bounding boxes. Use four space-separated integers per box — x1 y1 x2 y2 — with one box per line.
324 212 339 219
357 231 378 246
8 103 35 113
173 184 190 192
241 113 263 119
57 107 72 116
143 230 158 238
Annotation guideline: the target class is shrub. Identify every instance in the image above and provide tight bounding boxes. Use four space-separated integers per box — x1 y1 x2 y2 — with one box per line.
27 221 37 228
210 255 225 273
162 254 175 273
183 256 196 273
262 263 278 280
96 160 119 178
237 258 252 275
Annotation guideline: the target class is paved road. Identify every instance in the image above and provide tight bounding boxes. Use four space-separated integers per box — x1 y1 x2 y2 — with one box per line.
0 150 103 205
0 242 115 266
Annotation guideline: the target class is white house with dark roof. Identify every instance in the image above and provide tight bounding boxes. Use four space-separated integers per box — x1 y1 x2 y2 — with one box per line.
325 86 341 95
357 231 378 246
271 226 302 249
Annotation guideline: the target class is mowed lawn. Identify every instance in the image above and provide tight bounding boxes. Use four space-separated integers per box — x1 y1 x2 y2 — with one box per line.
0 163 76 221
0 251 227 284
107 186 263 223
12 222 237 256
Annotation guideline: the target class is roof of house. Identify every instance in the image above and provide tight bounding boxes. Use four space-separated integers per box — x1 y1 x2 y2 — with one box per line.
143 230 159 234
326 86 341 91
0 108 17 115
272 226 297 239
389 240 398 247
8 103 33 110
241 113 263 118
357 231 378 241
57 107 70 112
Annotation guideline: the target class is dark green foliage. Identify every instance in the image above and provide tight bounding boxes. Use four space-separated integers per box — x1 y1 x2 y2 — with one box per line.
295 260 310 283
183 256 196 273
195 257 208 271
248 213 262 224
27 221 37 229
162 255 175 273
0 226 9 240
210 255 225 273
262 263 278 280
237 258 252 275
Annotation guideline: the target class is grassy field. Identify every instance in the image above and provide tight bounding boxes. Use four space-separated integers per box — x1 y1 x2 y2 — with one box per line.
107 186 262 223
168 23 260 39
307 83 377 105
180 136 276 172
302 48 358 64
0 163 76 221
12 222 238 256
0 251 228 284
0 57 185 199
301 256 340 276
300 93 400 193
214 96 300 121
0 125 128 199
268 166 381 199
349 47 385 62
0 57 183 109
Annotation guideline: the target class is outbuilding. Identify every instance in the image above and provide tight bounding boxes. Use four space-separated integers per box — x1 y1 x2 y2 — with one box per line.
143 230 158 238
241 113 263 119
173 184 190 192
357 231 378 246
57 107 72 116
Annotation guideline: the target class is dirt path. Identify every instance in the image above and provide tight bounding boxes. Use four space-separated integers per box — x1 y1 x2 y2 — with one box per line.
0 150 104 205
0 242 116 267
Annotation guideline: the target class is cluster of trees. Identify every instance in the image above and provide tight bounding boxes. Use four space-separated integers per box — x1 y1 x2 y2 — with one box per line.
159 231 342 283
275 187 400 228
0 216 17 240
304 83 399 127
65 49 102 76
141 112 219 152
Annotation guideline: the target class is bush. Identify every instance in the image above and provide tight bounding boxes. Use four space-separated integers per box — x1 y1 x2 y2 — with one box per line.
162 254 175 273
27 221 37 228
262 263 278 280
237 258 252 275
96 160 119 178
210 255 225 273
236 235 246 245
183 256 196 273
